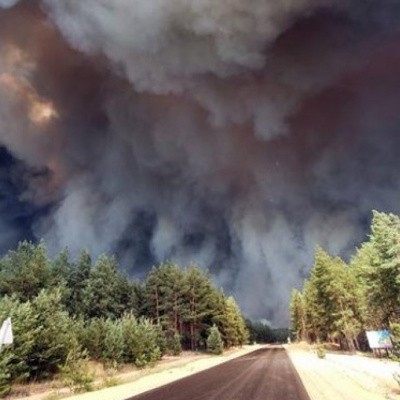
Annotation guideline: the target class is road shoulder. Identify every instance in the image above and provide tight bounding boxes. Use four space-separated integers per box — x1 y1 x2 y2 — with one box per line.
286 344 400 400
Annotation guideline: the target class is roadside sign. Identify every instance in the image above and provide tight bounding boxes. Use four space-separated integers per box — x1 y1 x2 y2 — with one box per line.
366 330 392 349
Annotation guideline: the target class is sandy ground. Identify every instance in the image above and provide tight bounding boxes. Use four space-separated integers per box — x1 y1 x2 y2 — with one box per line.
286 344 400 400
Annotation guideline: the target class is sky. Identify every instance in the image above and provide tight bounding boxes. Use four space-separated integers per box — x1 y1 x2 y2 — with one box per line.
0 0 400 326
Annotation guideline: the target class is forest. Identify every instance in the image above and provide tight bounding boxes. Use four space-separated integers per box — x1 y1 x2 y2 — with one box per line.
0 243 251 394
290 210 400 352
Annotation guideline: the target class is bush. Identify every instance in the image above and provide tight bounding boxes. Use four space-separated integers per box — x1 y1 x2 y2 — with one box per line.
167 332 182 356
61 343 94 394
103 365 121 388
0 355 11 398
207 325 224 355
0 290 80 383
29 290 77 379
121 314 161 367
80 318 106 360
154 325 167 356
316 345 326 359
0 297 38 383
101 319 124 367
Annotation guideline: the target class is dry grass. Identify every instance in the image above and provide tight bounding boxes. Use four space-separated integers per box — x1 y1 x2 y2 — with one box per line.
6 351 223 400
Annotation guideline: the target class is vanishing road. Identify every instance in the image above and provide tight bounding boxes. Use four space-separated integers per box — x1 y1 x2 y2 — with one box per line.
127 347 310 400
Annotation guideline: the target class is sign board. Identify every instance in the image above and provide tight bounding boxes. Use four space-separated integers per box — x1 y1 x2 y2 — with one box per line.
366 330 392 349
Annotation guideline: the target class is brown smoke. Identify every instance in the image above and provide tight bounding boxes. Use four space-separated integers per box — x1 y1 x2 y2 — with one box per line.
1 0 400 325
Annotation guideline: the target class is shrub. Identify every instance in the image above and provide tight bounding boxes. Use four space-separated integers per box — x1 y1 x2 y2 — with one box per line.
0 355 11 398
101 319 124 367
29 290 77 379
316 345 326 359
207 325 224 355
121 314 161 367
0 297 37 382
61 343 94 394
80 318 106 360
0 291 77 381
167 332 182 356
103 365 121 388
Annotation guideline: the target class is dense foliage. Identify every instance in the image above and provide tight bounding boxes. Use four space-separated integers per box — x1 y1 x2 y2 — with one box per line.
290 210 400 351
206 325 224 355
0 244 248 391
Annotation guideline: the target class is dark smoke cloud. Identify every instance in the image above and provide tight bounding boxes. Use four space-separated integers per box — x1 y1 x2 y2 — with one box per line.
1 0 400 326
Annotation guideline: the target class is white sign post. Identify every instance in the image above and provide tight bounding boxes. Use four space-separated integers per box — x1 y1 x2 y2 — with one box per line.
0 318 13 353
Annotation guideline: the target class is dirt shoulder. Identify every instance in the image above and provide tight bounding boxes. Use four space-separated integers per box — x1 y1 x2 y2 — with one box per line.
12 345 265 400
286 344 400 400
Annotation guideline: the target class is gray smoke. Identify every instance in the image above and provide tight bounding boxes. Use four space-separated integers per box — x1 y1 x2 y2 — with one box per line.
1 0 400 326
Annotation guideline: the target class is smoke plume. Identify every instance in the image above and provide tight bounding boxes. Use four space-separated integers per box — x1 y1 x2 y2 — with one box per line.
1 0 400 325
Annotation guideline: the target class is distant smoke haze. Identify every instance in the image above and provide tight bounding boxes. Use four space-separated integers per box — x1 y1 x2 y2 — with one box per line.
0 0 400 325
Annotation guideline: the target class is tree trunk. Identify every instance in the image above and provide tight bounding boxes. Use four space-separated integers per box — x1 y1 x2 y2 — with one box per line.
153 285 160 325
173 292 178 332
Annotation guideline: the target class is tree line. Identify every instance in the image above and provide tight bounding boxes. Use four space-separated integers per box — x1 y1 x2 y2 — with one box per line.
290 210 400 352
0 241 248 392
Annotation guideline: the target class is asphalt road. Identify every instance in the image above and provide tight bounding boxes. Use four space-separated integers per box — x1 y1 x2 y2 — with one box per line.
127 346 310 400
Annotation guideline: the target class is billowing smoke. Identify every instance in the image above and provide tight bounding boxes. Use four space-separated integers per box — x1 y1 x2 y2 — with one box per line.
1 0 400 326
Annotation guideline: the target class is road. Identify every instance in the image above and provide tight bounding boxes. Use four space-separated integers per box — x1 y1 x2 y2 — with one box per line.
127 347 310 400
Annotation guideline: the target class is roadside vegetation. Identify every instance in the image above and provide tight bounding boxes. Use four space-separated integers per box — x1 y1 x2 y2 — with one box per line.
0 243 249 396
290 210 400 353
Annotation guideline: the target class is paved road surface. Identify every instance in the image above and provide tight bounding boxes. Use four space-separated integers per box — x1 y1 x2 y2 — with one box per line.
127 347 310 400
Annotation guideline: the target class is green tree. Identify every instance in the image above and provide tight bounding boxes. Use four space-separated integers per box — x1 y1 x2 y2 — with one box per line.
63 249 91 317
0 296 38 382
245 320 275 343
144 262 186 334
207 325 223 355
29 290 77 379
215 295 248 348
82 254 126 319
49 247 72 288
300 248 363 349
328 258 363 351
80 318 106 361
0 289 77 382
0 241 51 302
182 265 216 350
290 289 307 342
101 319 124 366
121 314 161 367
303 248 334 341
352 211 400 327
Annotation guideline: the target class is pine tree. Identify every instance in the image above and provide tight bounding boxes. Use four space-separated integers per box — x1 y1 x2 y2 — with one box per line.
101 318 124 366
298 247 364 349
303 248 335 341
50 247 72 288
215 295 248 348
29 289 77 379
82 254 126 319
182 265 215 350
143 262 186 337
207 325 224 355
0 241 51 302
327 257 363 351
64 249 91 317
290 289 307 342
353 211 400 327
